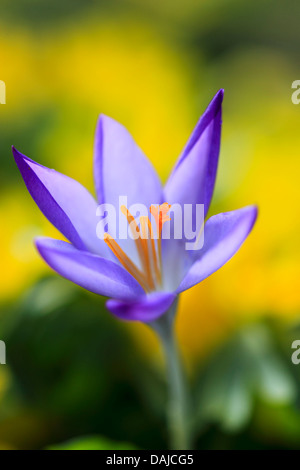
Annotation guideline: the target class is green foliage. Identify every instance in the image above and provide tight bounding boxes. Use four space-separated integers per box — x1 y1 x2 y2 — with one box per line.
48 435 137 450
1 278 300 449
0 277 166 449
194 324 296 434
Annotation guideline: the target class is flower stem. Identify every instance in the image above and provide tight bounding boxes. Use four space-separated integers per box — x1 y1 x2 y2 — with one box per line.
150 299 192 450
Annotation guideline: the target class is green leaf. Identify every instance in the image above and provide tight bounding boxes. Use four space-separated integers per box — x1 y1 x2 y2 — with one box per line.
48 435 138 450
194 323 296 433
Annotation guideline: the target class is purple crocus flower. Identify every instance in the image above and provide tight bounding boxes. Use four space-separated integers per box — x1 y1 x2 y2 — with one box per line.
12 90 257 323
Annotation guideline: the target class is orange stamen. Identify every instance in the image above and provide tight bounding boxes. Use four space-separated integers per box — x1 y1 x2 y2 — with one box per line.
104 203 171 293
146 216 161 286
150 203 171 236
121 205 148 275
150 203 171 275
104 233 149 292
140 216 155 290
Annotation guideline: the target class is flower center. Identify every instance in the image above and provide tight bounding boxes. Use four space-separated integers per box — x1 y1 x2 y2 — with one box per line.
104 203 171 293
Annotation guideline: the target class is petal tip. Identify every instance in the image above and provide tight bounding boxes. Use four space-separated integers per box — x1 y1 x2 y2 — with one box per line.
12 146 30 174
236 204 258 237
211 88 224 112
12 146 38 169
97 113 113 127
34 236 49 256
12 145 22 162
248 204 259 228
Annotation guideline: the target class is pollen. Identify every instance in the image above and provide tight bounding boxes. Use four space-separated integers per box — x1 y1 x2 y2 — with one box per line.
104 203 171 293
150 203 171 235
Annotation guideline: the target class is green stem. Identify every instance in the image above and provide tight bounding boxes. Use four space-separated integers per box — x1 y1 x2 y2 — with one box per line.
150 299 192 450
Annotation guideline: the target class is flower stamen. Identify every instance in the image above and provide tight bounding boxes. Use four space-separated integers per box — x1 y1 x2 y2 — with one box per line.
120 206 153 288
104 203 171 293
145 216 161 286
150 203 171 275
140 216 156 290
103 233 149 292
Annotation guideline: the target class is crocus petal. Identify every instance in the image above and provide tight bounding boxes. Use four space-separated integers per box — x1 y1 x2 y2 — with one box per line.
164 90 223 217
177 205 258 293
36 237 144 300
106 292 176 322
94 115 163 209
13 147 107 256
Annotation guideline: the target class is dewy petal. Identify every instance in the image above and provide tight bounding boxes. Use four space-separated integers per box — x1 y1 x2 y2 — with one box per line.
164 90 223 217
94 115 163 208
13 147 106 256
36 237 144 300
177 205 258 293
106 292 176 322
